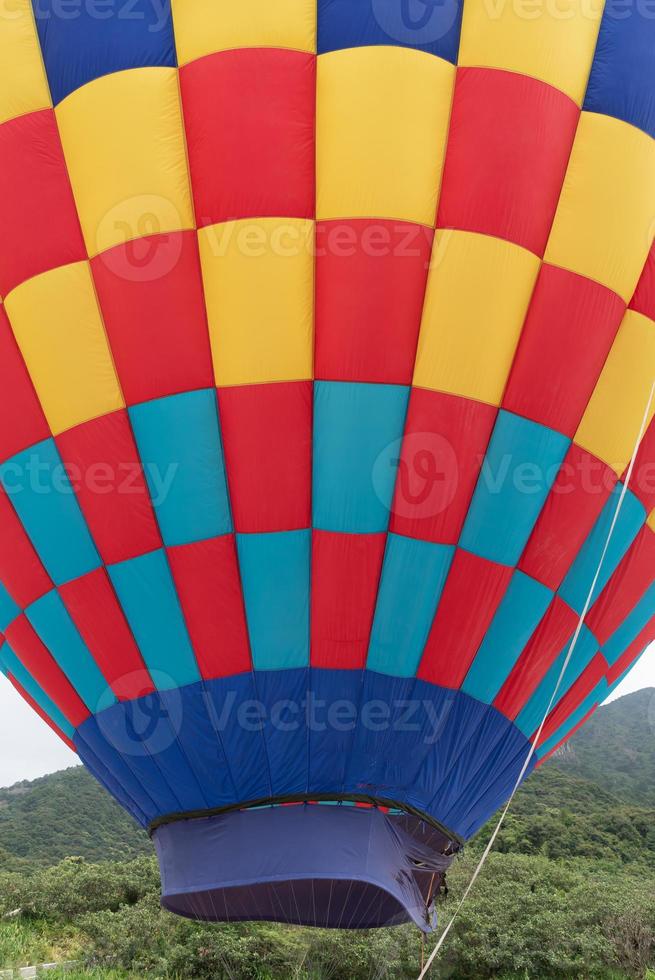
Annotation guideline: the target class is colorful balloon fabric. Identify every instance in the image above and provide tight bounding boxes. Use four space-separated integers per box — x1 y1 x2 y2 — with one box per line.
1 0 655 932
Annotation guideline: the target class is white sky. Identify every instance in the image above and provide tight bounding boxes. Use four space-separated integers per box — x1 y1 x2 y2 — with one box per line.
0 645 654 788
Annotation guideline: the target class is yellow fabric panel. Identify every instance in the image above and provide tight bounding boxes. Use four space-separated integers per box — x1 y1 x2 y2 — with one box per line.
5 262 124 434
458 0 604 106
575 310 655 475
0 0 51 125
317 47 455 226
545 112 655 303
55 68 194 257
413 231 540 406
647 508 655 534
198 219 314 386
171 0 316 64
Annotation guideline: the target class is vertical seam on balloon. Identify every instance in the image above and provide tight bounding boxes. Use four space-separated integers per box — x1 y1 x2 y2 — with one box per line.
306 0 319 797
168 8 275 804
362 59 459 692
354 63 468 790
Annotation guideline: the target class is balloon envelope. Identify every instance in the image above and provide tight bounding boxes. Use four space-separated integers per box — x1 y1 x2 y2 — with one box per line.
0 0 654 931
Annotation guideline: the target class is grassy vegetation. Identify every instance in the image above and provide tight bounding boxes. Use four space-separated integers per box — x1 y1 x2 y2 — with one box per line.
0 851 653 979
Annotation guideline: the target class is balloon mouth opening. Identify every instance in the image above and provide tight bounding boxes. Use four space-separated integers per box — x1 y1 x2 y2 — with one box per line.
153 800 458 932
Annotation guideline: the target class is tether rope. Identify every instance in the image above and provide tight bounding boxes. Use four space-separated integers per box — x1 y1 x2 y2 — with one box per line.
417 380 655 980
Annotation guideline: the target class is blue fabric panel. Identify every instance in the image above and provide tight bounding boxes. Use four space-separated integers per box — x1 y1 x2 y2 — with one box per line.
75 670 538 840
0 581 20 632
602 579 655 664
535 680 608 760
76 737 147 827
460 411 570 566
313 381 410 533
32 0 176 104
514 625 598 737
0 440 100 586
154 802 444 932
237 530 310 670
0 641 74 738
26 591 114 713
345 674 490 815
76 713 178 819
129 390 232 548
203 674 274 803
108 549 200 688
559 484 645 615
453 737 536 839
367 535 454 677
462 572 554 704
438 708 525 826
308 668 364 793
256 670 309 797
317 0 464 63
75 722 158 822
583 6 655 139
394 679 486 812
94 695 209 813
158 686 236 811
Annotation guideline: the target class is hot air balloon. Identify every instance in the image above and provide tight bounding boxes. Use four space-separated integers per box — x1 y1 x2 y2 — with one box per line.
0 0 654 934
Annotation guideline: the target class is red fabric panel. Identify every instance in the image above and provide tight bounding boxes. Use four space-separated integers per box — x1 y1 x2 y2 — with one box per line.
503 264 625 436
519 444 616 591
181 48 315 224
218 381 312 534
587 526 655 645
536 652 608 744
56 410 161 565
4 614 89 727
630 242 655 320
58 568 154 700
0 110 85 296
437 68 579 255
168 535 251 679
0 487 52 607
315 220 433 384
494 597 578 719
623 414 655 513
536 704 598 766
418 550 513 689
390 390 497 546
6 673 77 751
310 529 386 669
91 231 214 405
0 306 50 463
606 615 655 687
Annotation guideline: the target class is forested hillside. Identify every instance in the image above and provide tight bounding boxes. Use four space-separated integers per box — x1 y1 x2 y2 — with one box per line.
0 767 149 866
551 687 655 807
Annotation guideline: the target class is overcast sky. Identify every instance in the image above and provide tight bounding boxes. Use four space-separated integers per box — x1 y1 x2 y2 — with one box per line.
0 646 654 788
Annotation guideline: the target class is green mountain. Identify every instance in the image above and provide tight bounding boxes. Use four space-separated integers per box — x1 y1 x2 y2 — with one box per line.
0 689 652 869
550 687 655 807
479 688 655 867
0 766 150 866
